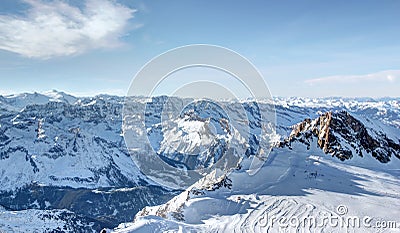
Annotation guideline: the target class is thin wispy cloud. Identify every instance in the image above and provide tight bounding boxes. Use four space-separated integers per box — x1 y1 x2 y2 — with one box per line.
0 0 136 59
305 70 400 85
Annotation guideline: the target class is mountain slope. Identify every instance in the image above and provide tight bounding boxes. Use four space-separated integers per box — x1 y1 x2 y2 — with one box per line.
0 90 77 111
0 98 141 190
280 111 400 162
0 206 103 233
1 92 399 232
113 111 400 233
0 94 178 231
113 148 400 232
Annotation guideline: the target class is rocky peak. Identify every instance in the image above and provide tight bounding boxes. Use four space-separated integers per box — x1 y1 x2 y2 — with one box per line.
281 111 400 163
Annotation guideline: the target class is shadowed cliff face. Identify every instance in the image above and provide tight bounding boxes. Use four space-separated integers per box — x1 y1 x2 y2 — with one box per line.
281 111 400 163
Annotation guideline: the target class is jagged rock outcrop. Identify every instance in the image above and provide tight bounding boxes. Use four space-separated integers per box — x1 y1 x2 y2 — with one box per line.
280 111 400 162
135 170 232 222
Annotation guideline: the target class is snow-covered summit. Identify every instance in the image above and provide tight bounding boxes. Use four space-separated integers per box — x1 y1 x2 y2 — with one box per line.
0 90 78 111
112 109 400 233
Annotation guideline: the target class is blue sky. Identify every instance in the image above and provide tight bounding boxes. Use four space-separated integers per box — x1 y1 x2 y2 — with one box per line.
0 0 399 97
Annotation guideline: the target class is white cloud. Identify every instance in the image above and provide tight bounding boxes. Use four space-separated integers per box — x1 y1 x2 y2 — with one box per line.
305 70 400 85
0 0 136 59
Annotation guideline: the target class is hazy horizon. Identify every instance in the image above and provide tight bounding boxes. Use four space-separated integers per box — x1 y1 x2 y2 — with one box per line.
1 89 399 100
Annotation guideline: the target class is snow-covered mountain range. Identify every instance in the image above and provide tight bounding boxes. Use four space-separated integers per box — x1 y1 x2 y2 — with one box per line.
113 107 400 233
0 91 399 232
0 91 178 232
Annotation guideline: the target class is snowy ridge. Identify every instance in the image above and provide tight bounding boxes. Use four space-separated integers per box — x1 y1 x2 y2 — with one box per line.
113 111 400 233
274 96 400 129
1 92 399 232
0 97 143 190
113 145 400 232
0 93 178 231
114 147 400 232
0 90 77 111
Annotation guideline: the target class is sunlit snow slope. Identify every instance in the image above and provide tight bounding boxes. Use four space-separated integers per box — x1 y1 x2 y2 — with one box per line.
113 109 400 233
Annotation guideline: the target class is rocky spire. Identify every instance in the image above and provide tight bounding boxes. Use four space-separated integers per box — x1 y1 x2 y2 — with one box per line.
280 111 400 163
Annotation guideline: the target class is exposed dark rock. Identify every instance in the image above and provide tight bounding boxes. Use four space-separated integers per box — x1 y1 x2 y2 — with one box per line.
280 111 400 163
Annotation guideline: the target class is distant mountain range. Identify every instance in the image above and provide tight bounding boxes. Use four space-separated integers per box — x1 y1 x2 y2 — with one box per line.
0 91 399 232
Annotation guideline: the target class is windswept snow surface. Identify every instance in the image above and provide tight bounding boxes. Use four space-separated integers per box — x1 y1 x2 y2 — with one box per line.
114 145 400 232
